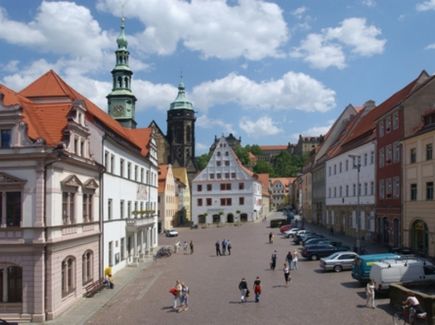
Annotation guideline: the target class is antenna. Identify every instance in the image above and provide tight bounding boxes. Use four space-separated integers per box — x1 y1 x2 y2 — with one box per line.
121 0 126 17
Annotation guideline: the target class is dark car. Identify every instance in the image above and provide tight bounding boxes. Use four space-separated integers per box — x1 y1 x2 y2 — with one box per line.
302 244 343 260
294 233 323 245
270 218 287 228
303 237 331 247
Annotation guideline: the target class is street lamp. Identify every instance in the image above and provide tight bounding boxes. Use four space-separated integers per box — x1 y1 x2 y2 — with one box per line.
349 154 361 253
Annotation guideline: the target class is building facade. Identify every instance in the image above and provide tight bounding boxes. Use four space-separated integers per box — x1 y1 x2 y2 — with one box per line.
172 167 191 225
270 178 294 210
192 137 262 224
158 164 177 231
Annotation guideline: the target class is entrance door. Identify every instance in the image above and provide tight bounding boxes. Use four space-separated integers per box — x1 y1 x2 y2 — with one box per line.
411 220 429 255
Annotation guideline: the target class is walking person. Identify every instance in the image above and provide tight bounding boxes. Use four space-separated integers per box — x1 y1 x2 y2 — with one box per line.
227 240 232 255
215 241 221 256
189 240 194 254
222 239 227 255
366 279 375 309
292 249 299 270
253 276 262 303
269 232 273 244
171 280 182 311
270 250 277 271
283 263 291 287
238 278 248 303
179 282 190 312
286 251 293 270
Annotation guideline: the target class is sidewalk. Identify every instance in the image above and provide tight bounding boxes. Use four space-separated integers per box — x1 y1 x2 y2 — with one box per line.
36 257 154 325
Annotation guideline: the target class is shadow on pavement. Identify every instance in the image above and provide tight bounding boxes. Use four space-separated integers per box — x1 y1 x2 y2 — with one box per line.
341 281 362 289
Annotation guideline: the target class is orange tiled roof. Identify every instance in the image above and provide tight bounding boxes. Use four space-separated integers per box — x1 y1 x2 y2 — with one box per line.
259 145 288 151
257 173 270 196
15 70 152 156
270 177 295 187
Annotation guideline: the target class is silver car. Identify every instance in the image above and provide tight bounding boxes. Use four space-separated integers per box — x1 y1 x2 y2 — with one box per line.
319 251 358 272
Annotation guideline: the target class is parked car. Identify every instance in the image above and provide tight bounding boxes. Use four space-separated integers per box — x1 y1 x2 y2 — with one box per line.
294 233 322 245
302 237 329 246
302 244 341 261
351 253 401 285
165 229 178 237
280 224 294 233
370 258 435 293
319 251 359 272
283 228 300 238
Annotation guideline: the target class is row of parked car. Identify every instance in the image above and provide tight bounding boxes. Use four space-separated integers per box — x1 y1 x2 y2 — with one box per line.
280 224 435 295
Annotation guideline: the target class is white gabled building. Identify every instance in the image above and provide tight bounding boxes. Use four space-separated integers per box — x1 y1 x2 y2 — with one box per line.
192 137 262 224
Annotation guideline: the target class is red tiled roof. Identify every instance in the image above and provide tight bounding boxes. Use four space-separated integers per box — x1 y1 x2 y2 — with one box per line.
257 173 270 196
270 177 295 187
158 164 169 193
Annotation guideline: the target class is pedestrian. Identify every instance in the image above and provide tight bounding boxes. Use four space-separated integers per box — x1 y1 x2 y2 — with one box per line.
286 251 293 270
238 277 248 303
170 280 182 311
189 240 194 254
366 279 375 309
253 276 262 303
283 263 291 287
227 240 232 255
292 249 299 270
269 232 273 244
183 241 188 254
222 239 227 255
179 282 190 312
271 250 277 271
215 241 221 256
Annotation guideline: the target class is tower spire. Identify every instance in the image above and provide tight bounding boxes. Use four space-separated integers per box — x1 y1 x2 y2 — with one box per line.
107 16 137 129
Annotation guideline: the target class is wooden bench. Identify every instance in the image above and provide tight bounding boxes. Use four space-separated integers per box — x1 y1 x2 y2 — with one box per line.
84 279 104 298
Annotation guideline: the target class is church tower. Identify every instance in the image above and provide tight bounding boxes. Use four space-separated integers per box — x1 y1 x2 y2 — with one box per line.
166 80 196 170
107 17 137 128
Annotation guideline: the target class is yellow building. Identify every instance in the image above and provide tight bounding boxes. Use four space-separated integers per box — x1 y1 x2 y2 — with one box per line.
172 167 192 224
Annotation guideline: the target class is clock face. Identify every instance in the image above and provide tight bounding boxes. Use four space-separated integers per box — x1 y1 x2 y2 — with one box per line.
112 104 124 117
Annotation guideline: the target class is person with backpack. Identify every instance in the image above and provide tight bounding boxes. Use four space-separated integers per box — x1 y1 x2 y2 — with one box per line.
253 276 262 303
238 278 248 303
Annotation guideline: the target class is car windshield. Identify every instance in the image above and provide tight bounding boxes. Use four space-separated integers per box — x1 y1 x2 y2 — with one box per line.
326 253 340 259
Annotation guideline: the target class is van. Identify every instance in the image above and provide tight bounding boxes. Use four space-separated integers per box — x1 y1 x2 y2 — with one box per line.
369 258 435 293
269 218 287 228
351 253 401 285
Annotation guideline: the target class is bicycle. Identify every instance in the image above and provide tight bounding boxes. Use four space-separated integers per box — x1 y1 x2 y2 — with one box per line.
392 306 427 325
154 247 172 259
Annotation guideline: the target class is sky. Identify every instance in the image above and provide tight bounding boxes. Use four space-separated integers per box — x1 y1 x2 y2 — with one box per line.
1 0 435 154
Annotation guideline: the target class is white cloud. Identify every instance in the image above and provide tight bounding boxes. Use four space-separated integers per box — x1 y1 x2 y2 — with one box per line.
291 34 346 70
192 72 336 112
426 44 435 50
197 115 235 134
291 17 385 69
133 80 178 112
0 2 111 60
290 121 333 141
417 0 435 11
239 116 282 137
292 6 307 19
362 0 376 7
97 0 289 60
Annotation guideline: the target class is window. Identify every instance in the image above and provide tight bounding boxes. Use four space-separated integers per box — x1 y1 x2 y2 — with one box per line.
410 148 416 164
135 166 138 181
393 177 400 198
426 144 433 160
197 198 203 206
216 161 221 167
333 187 337 197
1 192 22 227
217 173 221 179
353 184 356 197
74 138 79 155
217 151 221 157
328 188 331 198
386 144 392 164
370 181 374 195
239 197 245 205
393 142 400 163
370 151 374 165
220 183 231 190
339 186 342 197
108 241 113 267
0 129 12 148
231 173 236 178
207 184 212 191
104 150 109 169
0 266 22 302
220 198 232 206
225 160 230 166
239 183 245 190
225 173 230 179
385 115 392 133
206 198 212 206
121 238 125 261
410 184 417 201
386 178 392 198
82 193 93 223
339 162 342 173
128 201 131 218
127 162 131 179
197 184 202 192
108 199 113 220
225 151 229 156
379 179 385 199
62 191 75 224
427 182 434 200
364 153 368 166
120 159 125 177
334 164 336 175
210 174 215 179
120 200 125 219
364 183 368 196
345 159 349 171
141 168 144 183
82 251 93 285
61 256 75 297
329 166 332 176
393 111 399 130
424 112 435 126
379 148 385 168
379 120 384 137
345 185 349 197
358 183 361 196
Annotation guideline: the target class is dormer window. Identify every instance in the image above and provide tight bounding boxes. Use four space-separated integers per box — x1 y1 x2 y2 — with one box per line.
0 129 11 148
424 112 435 127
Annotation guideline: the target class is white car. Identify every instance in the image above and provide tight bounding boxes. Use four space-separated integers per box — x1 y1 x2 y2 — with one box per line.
165 229 178 237
284 228 300 237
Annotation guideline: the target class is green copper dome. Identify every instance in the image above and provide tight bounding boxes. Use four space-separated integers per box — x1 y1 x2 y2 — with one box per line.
117 17 128 49
170 81 193 110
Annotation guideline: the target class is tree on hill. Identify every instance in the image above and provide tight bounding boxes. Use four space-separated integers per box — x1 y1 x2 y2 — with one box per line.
253 160 274 175
196 152 211 170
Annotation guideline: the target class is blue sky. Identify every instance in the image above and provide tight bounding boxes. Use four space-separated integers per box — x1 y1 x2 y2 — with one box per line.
1 0 435 154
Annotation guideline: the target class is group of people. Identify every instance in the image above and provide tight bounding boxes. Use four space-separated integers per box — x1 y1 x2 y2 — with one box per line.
215 239 232 256
238 276 262 303
170 280 190 312
175 240 194 254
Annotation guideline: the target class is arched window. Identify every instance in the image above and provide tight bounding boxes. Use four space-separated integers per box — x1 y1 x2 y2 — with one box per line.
124 77 129 89
117 76 122 88
0 265 22 303
82 250 93 285
62 256 76 297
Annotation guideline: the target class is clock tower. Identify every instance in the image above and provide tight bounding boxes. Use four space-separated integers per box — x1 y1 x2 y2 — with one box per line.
107 17 137 129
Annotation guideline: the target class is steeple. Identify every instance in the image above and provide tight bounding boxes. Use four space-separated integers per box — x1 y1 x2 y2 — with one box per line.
107 17 137 129
170 78 193 110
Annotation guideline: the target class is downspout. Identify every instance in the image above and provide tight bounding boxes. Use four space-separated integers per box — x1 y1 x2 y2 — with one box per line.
100 135 106 280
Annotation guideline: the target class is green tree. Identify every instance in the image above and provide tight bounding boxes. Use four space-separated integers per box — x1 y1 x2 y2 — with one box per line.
196 153 211 170
273 152 303 177
253 160 274 175
235 146 250 166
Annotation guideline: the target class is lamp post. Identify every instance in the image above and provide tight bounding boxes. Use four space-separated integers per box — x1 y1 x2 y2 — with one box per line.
349 154 361 253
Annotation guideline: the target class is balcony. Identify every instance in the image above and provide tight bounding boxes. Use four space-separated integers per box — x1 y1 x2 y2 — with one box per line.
126 210 156 231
